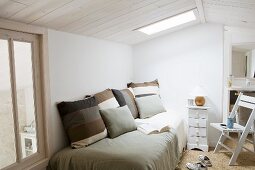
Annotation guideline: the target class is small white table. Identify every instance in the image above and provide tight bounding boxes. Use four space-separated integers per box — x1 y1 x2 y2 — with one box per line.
210 123 245 133
187 105 210 152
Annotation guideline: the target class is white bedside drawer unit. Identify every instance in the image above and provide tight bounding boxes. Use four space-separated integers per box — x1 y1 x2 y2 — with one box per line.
187 106 210 152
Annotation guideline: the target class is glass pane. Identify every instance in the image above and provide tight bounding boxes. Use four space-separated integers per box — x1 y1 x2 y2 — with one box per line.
13 41 37 158
0 39 17 168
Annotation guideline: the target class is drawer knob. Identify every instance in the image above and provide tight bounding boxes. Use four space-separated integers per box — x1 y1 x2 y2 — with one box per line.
196 120 199 127
196 129 199 135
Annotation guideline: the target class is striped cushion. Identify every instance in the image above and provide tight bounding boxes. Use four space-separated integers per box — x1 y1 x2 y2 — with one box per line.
57 97 107 149
112 88 138 118
94 89 120 110
127 79 160 98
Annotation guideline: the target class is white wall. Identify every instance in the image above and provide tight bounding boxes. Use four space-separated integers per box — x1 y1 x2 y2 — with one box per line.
48 24 224 153
132 24 224 146
48 30 133 155
232 32 255 44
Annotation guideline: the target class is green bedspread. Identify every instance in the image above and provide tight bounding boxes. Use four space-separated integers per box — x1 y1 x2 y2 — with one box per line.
48 130 180 170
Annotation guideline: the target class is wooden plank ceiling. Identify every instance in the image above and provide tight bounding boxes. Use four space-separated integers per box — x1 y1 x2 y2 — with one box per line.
203 0 255 29
0 0 254 44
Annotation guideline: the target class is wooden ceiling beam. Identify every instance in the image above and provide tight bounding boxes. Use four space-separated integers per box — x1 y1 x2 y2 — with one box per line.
195 0 206 23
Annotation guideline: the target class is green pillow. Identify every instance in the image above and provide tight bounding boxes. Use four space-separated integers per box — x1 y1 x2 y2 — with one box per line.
100 105 137 138
135 95 166 119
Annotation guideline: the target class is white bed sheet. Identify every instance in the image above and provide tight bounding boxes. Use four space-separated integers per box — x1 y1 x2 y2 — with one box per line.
135 110 187 153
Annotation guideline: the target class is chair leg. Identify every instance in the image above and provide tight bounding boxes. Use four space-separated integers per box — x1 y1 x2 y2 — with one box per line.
214 132 227 153
229 130 249 165
229 113 255 166
253 132 255 152
237 132 241 139
253 121 255 152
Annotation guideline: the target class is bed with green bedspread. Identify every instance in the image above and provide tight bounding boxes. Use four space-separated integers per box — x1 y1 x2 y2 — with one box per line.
48 129 180 170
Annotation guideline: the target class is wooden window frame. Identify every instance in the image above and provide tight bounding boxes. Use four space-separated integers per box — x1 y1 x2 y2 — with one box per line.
0 19 50 170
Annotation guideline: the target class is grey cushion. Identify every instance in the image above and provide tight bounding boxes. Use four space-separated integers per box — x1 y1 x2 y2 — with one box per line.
135 95 166 119
100 105 137 138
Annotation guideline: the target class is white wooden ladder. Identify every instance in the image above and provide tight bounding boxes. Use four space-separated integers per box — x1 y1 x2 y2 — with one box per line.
210 92 255 165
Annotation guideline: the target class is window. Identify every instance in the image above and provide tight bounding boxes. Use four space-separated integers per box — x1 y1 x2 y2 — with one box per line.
0 29 46 169
137 10 197 35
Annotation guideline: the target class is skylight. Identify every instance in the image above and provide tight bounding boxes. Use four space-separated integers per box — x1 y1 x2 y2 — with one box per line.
137 10 197 35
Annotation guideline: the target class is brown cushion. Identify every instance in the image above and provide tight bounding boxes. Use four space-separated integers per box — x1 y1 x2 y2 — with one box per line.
127 79 160 98
94 89 119 110
57 97 107 148
128 79 159 88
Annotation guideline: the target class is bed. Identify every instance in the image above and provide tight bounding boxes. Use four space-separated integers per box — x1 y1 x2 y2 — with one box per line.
48 110 186 170
135 109 187 153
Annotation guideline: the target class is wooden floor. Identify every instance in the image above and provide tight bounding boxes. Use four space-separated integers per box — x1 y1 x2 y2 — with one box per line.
177 135 255 170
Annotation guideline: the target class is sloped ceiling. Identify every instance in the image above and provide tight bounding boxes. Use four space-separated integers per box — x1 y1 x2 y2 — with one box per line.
203 0 255 29
0 0 254 44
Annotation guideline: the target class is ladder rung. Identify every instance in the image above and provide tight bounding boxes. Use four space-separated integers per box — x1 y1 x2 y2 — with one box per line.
223 132 255 144
220 134 254 153
242 146 254 153
219 142 234 153
245 138 254 144
222 133 237 141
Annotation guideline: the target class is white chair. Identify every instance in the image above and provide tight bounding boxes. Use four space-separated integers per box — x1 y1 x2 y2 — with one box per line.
210 92 255 165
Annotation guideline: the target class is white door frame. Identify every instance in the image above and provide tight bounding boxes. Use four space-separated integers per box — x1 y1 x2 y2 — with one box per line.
223 26 255 123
